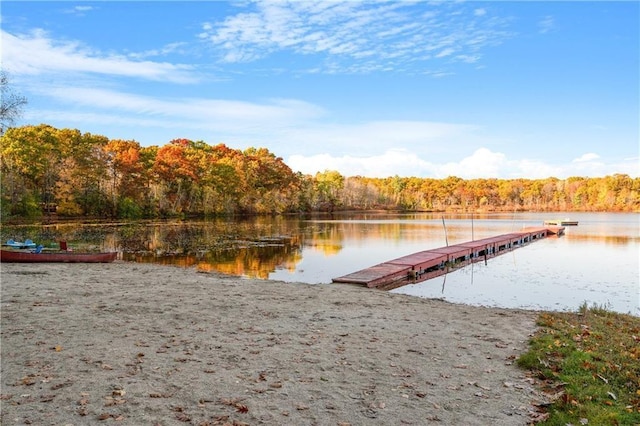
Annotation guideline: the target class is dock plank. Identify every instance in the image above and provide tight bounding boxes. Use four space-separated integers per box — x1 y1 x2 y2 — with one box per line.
387 251 447 270
334 263 411 288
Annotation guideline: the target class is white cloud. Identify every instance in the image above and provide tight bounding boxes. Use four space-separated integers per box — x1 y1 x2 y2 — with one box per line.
538 15 555 34
31 83 472 154
39 86 325 129
63 5 95 15
573 153 600 163
1 29 197 83
27 109 174 129
287 148 637 179
289 149 433 178
201 1 513 73
128 42 190 60
438 148 506 178
277 120 479 157
288 148 513 179
436 47 456 58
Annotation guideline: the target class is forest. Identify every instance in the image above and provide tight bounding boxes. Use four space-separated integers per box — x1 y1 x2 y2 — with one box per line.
1 124 638 220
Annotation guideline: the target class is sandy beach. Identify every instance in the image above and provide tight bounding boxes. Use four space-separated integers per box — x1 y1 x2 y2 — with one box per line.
1 261 545 425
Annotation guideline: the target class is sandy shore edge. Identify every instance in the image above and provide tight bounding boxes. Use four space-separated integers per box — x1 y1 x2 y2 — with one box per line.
1 261 545 425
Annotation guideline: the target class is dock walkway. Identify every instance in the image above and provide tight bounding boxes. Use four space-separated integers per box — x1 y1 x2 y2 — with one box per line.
332 226 564 290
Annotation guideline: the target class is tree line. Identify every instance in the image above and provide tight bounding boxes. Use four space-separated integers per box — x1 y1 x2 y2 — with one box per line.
1 124 638 219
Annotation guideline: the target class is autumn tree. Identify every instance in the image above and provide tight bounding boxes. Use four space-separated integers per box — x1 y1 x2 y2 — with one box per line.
241 147 299 213
204 144 244 214
55 129 109 216
0 124 61 216
153 139 202 215
136 145 159 216
314 170 344 212
103 139 146 217
341 176 379 210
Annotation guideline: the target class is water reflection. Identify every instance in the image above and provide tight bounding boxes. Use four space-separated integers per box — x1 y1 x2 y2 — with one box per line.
1 212 638 314
565 234 637 245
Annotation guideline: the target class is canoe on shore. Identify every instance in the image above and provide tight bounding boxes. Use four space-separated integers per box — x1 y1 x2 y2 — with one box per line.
0 249 117 263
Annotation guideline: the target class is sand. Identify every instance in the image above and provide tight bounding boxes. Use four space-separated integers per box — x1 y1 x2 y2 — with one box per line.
1 261 545 425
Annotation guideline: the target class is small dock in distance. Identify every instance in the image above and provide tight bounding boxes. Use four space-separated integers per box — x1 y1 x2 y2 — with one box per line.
332 226 564 290
544 219 578 226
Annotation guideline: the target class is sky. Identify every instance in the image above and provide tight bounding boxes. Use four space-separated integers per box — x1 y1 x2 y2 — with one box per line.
2 1 639 179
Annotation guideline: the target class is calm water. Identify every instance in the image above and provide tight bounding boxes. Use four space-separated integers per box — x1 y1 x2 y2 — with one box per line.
2 212 638 315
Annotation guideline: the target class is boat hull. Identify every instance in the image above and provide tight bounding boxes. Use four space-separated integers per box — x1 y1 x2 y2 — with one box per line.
0 250 117 263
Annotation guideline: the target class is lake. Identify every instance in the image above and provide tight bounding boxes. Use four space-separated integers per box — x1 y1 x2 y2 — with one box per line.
2 212 638 315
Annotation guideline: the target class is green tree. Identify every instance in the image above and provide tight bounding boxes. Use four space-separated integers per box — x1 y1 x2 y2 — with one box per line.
314 170 344 212
0 124 61 216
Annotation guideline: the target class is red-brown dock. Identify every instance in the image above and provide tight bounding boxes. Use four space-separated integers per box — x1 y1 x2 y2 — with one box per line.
332 226 564 290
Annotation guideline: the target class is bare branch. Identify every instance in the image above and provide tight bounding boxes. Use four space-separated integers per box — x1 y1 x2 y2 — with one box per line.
0 71 28 134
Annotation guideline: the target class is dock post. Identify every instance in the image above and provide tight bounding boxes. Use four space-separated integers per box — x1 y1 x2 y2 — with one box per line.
442 216 449 247
471 213 474 241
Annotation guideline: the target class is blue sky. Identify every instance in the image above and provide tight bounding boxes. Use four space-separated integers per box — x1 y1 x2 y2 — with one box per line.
2 1 638 179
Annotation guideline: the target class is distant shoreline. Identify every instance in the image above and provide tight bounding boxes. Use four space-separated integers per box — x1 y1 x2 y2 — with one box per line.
2 208 635 226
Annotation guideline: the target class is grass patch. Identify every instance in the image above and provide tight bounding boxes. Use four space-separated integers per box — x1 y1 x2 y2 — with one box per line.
518 303 640 425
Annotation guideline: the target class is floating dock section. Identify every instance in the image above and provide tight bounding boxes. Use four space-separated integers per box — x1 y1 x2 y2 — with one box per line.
332 226 564 290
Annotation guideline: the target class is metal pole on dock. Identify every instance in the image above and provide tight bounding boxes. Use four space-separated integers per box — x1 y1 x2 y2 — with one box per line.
471 213 474 241
441 216 449 247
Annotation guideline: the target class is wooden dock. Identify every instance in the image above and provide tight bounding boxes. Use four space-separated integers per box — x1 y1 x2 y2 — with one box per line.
332 226 564 290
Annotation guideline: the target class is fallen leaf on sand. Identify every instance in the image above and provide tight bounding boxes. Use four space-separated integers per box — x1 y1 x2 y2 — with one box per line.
175 412 191 422
51 381 73 390
150 392 171 398
219 397 249 413
19 376 36 386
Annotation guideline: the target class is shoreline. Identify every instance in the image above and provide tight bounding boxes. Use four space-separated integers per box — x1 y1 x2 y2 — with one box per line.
1 261 545 425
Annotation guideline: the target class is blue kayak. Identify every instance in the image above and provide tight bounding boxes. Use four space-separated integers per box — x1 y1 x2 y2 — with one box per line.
4 239 37 249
